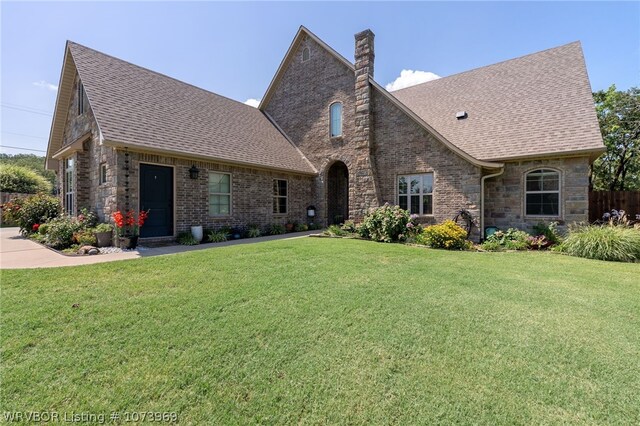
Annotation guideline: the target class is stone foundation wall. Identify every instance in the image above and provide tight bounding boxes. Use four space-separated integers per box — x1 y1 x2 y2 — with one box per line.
484 156 591 233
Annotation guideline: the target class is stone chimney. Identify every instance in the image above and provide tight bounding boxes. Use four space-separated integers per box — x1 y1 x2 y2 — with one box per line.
351 29 379 219
355 29 374 77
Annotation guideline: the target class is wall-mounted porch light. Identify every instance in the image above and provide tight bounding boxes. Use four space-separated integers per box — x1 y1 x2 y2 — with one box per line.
189 165 200 180
307 205 316 218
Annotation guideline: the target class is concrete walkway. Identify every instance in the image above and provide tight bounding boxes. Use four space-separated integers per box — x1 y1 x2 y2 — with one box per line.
0 227 317 269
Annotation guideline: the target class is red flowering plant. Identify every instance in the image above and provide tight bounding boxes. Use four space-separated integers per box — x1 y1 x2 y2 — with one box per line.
111 209 149 237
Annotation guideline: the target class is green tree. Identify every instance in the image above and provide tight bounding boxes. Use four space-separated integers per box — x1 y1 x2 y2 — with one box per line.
591 85 640 191
0 164 52 194
0 154 56 190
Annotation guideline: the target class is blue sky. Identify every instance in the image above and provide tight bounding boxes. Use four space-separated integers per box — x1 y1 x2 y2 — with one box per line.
1 1 638 155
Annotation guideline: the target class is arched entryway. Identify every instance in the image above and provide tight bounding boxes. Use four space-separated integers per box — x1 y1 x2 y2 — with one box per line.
327 161 349 224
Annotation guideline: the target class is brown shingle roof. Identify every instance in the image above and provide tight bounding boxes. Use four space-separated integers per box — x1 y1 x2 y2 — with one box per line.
67 42 316 175
391 42 604 161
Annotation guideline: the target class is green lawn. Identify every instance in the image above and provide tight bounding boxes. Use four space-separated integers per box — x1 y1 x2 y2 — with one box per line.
2 238 639 424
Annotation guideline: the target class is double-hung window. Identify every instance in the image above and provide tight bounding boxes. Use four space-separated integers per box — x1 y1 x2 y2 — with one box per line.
209 172 231 216
525 169 560 216
273 179 287 214
398 173 433 215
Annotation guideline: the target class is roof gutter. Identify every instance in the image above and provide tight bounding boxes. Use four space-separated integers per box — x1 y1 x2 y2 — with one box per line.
480 168 505 240
102 139 318 177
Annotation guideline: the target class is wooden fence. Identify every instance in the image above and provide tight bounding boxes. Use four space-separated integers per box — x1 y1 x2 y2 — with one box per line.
589 191 640 222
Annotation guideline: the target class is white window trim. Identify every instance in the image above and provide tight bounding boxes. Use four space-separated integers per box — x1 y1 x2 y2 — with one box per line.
208 171 232 217
524 168 562 218
397 173 434 216
273 179 288 215
329 102 343 138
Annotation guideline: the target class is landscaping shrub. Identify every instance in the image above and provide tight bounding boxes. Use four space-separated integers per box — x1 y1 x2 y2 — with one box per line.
341 220 356 233
269 224 286 235
1 199 23 226
177 232 199 245
533 221 562 245
73 230 97 246
417 220 470 250
559 224 640 262
207 229 229 243
0 164 52 194
481 228 531 251
324 224 347 237
357 203 417 243
44 216 82 249
14 194 61 234
294 223 309 232
77 208 99 228
246 224 261 238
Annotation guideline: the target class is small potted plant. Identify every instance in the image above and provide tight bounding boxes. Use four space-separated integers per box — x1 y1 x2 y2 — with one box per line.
112 209 149 249
94 223 113 247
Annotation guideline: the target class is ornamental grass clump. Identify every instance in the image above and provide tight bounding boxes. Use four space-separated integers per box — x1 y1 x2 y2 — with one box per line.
559 224 640 262
417 220 471 250
357 203 418 243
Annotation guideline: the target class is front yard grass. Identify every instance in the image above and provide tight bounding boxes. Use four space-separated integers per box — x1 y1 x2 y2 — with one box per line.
2 238 639 423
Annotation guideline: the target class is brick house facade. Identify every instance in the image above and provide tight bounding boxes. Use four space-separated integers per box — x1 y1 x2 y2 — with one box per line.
46 26 604 242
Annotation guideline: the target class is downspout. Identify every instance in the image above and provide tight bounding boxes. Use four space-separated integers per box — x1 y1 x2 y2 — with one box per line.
480 168 504 241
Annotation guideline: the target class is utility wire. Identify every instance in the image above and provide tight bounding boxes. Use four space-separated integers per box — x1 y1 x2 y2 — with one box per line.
2 131 47 140
0 145 46 153
1 104 52 116
2 102 52 114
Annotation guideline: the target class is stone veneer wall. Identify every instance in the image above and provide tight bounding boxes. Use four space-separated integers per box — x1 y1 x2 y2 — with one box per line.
484 156 591 233
58 74 118 220
115 151 315 239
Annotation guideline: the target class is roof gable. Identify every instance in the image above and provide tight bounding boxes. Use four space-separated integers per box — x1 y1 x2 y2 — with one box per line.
46 42 316 175
392 42 605 161
45 42 78 170
260 26 502 169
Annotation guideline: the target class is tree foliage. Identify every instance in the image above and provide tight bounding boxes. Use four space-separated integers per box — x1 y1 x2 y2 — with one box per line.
0 164 52 194
0 154 56 189
591 85 640 191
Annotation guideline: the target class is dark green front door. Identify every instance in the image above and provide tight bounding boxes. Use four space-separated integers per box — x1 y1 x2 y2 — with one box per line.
140 164 173 238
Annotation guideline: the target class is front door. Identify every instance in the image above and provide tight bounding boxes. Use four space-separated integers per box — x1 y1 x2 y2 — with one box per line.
327 161 349 224
140 164 173 238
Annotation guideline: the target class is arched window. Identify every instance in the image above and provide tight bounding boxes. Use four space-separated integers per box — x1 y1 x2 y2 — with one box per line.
302 47 310 62
330 102 342 138
525 169 560 216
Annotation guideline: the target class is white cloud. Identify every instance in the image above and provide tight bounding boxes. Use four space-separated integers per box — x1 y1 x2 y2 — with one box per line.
244 98 261 108
33 80 58 92
385 70 440 92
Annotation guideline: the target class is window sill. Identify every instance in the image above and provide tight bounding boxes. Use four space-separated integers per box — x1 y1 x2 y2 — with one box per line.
524 215 563 220
330 136 343 142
